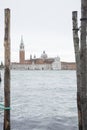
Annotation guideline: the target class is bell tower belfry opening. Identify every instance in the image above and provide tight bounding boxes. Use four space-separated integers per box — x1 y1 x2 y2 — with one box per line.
19 36 25 64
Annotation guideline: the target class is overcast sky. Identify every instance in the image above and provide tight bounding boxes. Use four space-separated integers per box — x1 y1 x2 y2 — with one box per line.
0 0 80 63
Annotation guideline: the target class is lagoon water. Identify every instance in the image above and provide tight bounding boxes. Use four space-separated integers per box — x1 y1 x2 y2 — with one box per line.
0 70 78 130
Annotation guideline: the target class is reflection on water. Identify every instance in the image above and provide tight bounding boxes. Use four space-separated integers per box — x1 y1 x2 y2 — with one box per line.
0 70 78 130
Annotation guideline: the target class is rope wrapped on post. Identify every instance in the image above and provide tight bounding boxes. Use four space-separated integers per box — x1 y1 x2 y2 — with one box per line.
0 104 11 110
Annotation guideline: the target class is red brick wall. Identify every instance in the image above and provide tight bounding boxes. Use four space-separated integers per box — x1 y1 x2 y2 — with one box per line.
19 50 25 64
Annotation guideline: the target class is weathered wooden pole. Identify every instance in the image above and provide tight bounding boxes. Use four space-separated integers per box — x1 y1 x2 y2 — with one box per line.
80 0 87 130
4 8 11 130
72 11 82 130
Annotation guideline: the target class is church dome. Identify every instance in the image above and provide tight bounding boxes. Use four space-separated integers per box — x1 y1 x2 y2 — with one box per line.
41 51 48 59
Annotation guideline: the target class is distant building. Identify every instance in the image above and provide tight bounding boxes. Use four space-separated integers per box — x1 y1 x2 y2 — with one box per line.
11 37 61 70
61 62 76 70
19 36 25 64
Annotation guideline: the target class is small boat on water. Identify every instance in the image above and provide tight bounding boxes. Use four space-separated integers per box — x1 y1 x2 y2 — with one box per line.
0 78 1 82
0 73 1 82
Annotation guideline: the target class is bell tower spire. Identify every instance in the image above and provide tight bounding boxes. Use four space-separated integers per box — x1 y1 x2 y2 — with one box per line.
19 36 25 63
20 35 24 50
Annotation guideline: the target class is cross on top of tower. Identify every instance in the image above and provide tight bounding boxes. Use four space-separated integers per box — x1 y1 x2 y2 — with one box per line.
21 35 23 44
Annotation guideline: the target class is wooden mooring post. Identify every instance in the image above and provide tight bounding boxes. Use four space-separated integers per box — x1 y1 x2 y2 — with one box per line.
80 0 87 129
72 0 87 130
72 11 82 130
4 8 11 130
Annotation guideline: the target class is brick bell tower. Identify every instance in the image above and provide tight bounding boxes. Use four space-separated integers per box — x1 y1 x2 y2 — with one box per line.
19 36 25 64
